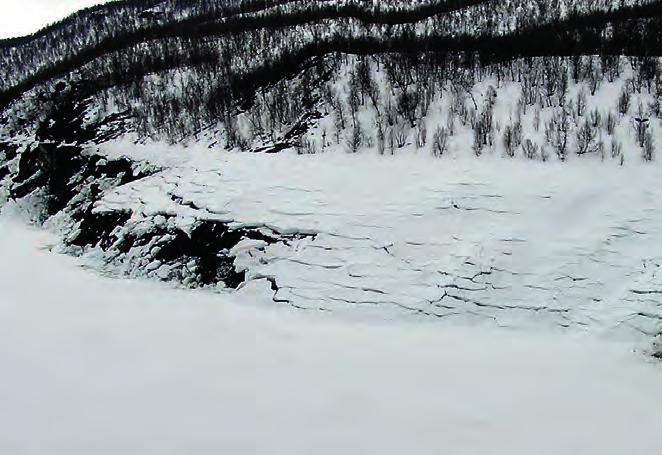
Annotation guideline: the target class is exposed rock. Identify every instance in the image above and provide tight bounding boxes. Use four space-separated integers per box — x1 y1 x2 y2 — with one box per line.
69 212 313 289
71 208 133 249
653 335 662 360
0 142 19 162
11 143 153 216
1 90 321 290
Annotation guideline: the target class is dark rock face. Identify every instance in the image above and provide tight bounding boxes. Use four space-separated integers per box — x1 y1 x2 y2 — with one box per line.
654 335 662 360
11 143 152 216
35 83 128 146
8 89 137 214
0 164 8 182
0 142 18 184
71 209 133 250
5 130 312 288
283 110 323 140
2 93 315 290
7 135 307 289
69 212 311 289
0 142 19 162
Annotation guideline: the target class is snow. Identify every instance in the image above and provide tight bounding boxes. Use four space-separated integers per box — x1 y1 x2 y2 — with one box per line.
1 3 661 451
1 50 660 451
89 143 662 341
1 207 662 454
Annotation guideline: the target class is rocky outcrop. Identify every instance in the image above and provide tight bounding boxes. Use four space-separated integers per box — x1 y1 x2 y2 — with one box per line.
2 93 315 290
68 211 313 288
11 142 152 217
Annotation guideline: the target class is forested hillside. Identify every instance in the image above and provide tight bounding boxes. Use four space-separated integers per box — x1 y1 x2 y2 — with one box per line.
0 1 661 349
3 3 662 448
0 0 660 159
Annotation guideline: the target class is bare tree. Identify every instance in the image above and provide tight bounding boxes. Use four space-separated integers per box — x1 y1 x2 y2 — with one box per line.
588 109 601 129
618 85 631 115
546 108 569 161
643 131 655 162
610 138 622 159
376 119 386 155
587 60 602 96
522 139 539 160
605 111 617 135
503 121 522 158
393 122 408 148
633 107 650 148
346 121 364 154
432 126 449 157
575 89 587 118
415 121 427 149
576 121 599 156
398 90 420 128
533 108 541 132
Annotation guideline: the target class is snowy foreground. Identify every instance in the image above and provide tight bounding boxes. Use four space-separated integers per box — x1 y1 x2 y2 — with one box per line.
2 178 662 453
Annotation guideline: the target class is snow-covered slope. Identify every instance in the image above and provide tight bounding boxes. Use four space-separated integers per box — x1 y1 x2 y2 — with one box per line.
1 54 661 352
1 210 661 455
1 1 662 452
50 141 660 348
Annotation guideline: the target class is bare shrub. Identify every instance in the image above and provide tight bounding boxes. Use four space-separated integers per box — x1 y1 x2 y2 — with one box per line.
576 121 598 156
346 121 364 154
618 85 631 115
522 139 539 160
605 111 617 135
610 138 622 159
503 121 523 158
432 126 449 158
643 131 655 162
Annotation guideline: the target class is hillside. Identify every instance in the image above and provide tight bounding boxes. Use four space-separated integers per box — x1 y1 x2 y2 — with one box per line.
0 0 661 352
1 1 662 452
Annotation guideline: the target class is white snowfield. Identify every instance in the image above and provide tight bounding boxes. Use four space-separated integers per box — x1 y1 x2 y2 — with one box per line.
95 144 662 342
1 210 662 455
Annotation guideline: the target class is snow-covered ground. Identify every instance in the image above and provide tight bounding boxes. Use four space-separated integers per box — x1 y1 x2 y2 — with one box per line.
86 143 662 342
1 208 662 454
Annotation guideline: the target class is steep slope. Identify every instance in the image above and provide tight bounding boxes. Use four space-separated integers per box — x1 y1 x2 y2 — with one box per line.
0 0 661 354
